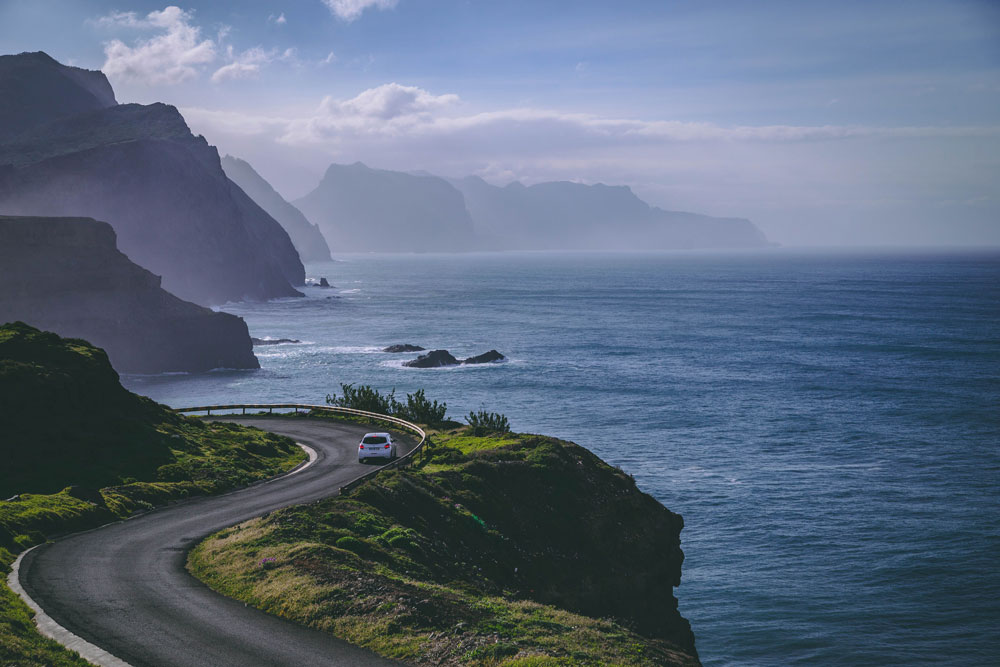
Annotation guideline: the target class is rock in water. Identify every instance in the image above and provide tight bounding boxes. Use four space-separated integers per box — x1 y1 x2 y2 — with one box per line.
319 277 331 287
383 344 425 353
463 350 506 364
402 350 460 368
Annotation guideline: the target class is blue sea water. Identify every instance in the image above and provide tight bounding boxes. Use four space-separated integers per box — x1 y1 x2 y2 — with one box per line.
123 249 1000 666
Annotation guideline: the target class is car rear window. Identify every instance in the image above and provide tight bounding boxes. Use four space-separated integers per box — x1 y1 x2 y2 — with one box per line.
362 436 388 445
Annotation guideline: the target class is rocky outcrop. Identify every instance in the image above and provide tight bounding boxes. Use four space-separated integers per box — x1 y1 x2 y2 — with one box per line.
295 162 477 252
463 349 505 364
403 349 460 368
0 52 304 305
453 175 769 250
383 344 425 353
0 216 259 373
402 349 506 366
222 155 332 263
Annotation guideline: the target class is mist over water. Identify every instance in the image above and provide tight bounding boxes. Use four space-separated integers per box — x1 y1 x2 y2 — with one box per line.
125 249 1000 665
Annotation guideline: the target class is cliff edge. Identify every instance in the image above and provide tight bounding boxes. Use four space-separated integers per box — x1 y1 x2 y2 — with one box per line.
190 426 699 665
0 215 259 374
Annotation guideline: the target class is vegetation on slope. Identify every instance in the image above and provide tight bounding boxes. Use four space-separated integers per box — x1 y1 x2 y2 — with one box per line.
190 426 698 666
0 322 306 666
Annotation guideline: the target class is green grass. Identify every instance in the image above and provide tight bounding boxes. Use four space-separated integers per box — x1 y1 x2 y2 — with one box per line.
1 548 92 666
189 427 699 666
0 418 306 667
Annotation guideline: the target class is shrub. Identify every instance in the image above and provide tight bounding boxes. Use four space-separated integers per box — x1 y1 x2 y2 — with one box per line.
326 384 397 415
397 389 447 425
325 384 448 425
465 411 510 435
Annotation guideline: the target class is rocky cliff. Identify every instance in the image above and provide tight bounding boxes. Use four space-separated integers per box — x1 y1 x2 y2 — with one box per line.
0 215 259 374
0 52 304 305
222 155 332 263
454 175 769 250
0 51 115 142
295 162 477 252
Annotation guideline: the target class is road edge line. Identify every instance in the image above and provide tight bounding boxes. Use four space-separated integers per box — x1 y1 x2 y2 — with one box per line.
6 441 318 667
9 545 132 667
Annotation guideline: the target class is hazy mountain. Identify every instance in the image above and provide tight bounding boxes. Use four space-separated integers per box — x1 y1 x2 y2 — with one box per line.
0 52 303 305
0 51 116 142
222 155 332 263
295 162 476 252
453 175 768 250
0 216 258 373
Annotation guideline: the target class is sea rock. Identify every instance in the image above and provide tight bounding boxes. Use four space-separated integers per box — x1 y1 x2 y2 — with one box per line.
403 349 460 368
319 277 331 288
0 215 259 373
384 344 425 353
463 350 506 364
251 337 301 346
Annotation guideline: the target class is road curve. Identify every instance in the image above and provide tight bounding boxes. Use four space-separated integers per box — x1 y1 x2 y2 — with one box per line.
19 417 415 667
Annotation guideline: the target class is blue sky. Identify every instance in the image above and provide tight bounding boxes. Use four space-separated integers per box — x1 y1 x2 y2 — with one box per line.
1 0 999 245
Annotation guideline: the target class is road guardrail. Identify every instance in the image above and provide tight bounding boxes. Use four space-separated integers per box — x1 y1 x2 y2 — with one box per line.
173 404 427 494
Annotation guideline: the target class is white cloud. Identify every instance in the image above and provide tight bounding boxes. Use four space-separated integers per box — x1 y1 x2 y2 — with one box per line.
268 12 287 25
322 0 398 22
99 6 216 84
181 82 1000 245
211 46 294 83
320 51 338 65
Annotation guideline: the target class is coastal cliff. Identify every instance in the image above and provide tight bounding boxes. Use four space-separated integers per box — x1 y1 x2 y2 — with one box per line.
0 52 303 306
222 155 333 263
0 215 259 374
295 162 477 252
454 175 769 250
190 426 699 665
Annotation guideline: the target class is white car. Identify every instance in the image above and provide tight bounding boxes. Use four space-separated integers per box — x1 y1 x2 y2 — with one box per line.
358 432 397 463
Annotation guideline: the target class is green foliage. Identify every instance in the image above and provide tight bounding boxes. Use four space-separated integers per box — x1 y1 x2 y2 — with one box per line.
325 384 448 425
465 411 511 435
399 389 448 425
326 383 398 415
189 427 698 666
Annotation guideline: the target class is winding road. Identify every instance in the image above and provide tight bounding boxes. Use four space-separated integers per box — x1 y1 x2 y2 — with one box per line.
17 417 415 667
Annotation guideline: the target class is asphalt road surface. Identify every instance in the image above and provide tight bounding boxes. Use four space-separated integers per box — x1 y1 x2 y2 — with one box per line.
19 417 417 667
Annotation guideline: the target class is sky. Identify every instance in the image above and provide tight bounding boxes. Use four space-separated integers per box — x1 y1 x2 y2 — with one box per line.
1 0 998 246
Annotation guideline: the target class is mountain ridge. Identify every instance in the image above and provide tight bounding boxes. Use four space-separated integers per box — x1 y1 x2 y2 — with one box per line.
0 51 304 306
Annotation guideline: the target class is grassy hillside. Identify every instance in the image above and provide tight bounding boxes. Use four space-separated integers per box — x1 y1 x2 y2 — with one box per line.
190 427 699 666
0 322 306 666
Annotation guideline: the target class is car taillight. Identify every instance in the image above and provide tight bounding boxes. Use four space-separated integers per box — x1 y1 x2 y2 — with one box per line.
384 444 390 449
359 444 364 449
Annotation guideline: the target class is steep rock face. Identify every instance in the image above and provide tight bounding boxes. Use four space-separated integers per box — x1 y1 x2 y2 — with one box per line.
0 51 115 142
0 53 303 305
222 155 332 263
0 216 259 374
454 175 769 250
295 162 476 252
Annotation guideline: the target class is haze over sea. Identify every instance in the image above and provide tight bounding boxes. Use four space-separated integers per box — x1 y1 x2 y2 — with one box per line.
125 249 1000 666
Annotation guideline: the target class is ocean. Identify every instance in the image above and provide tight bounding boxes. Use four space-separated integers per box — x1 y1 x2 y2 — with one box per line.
123 249 1000 666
